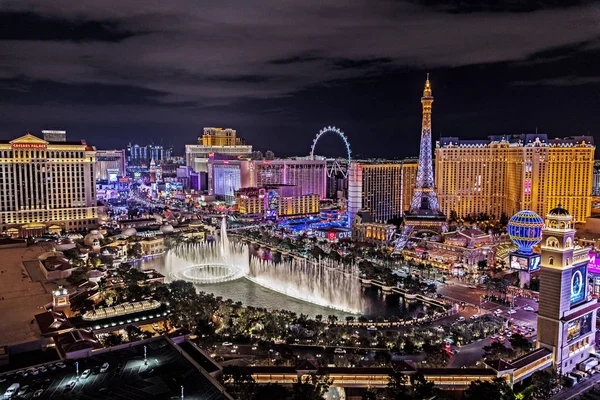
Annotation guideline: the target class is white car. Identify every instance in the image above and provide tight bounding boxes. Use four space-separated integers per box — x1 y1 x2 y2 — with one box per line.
508 309 517 314
367 326 377 331
523 306 534 311
457 317 466 322
334 348 346 354
81 369 92 379
494 309 503 314
100 363 109 373
66 380 77 390
222 342 233 346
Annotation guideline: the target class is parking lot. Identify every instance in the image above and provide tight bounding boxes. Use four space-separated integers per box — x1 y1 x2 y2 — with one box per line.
0 339 230 399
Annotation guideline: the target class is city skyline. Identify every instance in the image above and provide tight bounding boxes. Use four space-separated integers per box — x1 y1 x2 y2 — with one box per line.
1 1 600 157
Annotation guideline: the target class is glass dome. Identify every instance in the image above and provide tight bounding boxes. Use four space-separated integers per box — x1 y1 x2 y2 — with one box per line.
507 210 544 255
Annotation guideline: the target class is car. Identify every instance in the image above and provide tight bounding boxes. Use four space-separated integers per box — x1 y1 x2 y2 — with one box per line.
467 285 476 289
230 349 236 353
3 383 19 399
222 342 233 346
81 369 92 379
100 363 110 373
56 362 66 369
498 336 505 342
451 349 459 355
334 348 346 354
27 368 39 375
251 346 257 350
506 332 513 337
66 380 77 390
436 294 443 298
32 389 44 398
470 315 479 320
507 309 517 314
494 309 503 314
38 367 47 373
457 317 466 322
367 326 377 331
49 364 56 371
523 306 534 311
17 386 29 397
490 334 499 340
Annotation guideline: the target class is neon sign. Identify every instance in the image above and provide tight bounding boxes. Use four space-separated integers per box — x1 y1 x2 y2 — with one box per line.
12 143 47 149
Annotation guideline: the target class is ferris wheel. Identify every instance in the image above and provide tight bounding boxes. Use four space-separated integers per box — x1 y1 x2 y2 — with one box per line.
309 126 352 178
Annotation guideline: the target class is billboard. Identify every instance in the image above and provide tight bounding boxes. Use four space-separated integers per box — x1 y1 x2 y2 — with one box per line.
510 254 540 271
567 312 593 342
570 264 587 306
588 252 600 274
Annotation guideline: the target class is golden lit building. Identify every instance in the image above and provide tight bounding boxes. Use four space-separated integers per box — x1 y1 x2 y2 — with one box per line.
236 187 319 218
435 134 595 223
201 127 243 146
0 133 98 233
185 127 252 172
236 188 265 215
278 194 319 217
401 159 418 213
348 162 402 223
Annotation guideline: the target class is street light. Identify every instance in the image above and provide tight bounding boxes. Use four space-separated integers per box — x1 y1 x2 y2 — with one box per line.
75 361 79 377
144 345 147 365
181 385 184 399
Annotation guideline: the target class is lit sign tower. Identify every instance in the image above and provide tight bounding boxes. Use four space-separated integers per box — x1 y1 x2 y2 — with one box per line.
507 210 544 287
537 205 598 373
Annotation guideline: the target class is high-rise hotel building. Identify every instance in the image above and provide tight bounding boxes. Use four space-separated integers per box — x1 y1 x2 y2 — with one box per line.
435 134 595 223
348 162 403 223
0 133 98 233
186 128 253 173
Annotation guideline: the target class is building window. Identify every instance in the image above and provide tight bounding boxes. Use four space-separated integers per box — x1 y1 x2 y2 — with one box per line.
549 257 554 266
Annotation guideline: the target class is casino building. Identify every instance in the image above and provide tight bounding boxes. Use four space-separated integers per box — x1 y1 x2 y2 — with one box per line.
0 133 98 235
537 205 599 373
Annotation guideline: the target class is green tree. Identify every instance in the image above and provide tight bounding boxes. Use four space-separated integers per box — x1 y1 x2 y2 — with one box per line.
422 344 449 368
292 373 333 400
509 333 532 356
103 332 124 347
463 378 513 400
412 373 436 399
386 372 410 400
126 325 142 341
483 341 515 361
531 368 560 400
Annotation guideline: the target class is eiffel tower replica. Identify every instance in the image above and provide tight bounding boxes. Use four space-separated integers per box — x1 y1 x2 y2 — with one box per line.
393 75 447 253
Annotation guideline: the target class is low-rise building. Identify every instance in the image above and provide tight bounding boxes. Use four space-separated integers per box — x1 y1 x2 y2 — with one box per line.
141 237 165 256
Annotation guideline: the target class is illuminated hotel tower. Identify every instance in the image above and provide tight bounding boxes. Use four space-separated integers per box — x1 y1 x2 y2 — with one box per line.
394 75 446 251
537 205 598 373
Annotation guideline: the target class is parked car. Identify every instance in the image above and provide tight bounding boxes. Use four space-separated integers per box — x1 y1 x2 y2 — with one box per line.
507 309 517 314
3 383 19 399
32 389 44 398
222 342 233 346
367 326 377 331
56 362 66 369
81 369 92 379
100 363 110 373
334 348 346 354
66 380 77 390
16 386 29 397
457 317 466 322
523 306 534 311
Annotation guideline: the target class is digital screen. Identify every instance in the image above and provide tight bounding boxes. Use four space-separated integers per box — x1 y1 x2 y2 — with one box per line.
567 312 593 342
570 264 588 306
529 255 541 271
510 255 530 271
509 254 540 271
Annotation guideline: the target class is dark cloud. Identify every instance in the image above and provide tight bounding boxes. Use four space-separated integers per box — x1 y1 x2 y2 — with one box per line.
0 0 599 156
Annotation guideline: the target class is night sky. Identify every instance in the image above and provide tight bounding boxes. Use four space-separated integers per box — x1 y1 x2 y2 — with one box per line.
1 0 599 158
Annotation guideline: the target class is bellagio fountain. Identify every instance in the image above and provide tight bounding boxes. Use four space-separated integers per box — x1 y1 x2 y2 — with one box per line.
162 217 364 313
